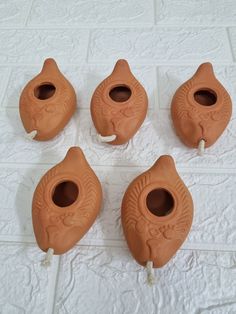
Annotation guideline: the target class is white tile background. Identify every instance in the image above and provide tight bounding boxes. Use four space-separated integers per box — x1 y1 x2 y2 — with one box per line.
0 1 236 313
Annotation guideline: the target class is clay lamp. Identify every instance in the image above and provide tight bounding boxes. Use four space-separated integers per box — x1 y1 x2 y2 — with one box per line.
90 59 148 145
171 62 232 155
32 147 102 266
19 58 76 141
121 155 193 285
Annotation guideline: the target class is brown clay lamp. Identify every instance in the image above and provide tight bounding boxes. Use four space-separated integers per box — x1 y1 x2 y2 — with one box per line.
90 59 148 145
19 58 76 141
121 155 193 285
32 147 102 266
171 62 232 155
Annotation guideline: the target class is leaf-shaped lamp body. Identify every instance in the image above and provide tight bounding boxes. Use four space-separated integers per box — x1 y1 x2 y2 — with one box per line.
171 62 232 148
32 147 102 255
19 58 76 141
90 59 148 145
121 155 193 268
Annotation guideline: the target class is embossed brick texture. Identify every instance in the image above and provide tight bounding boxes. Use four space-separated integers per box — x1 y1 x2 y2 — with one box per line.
0 1 236 313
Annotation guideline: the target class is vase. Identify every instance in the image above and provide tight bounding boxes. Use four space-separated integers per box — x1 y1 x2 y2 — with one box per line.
121 155 193 268
19 58 76 141
171 62 232 154
90 59 148 145
32 147 102 257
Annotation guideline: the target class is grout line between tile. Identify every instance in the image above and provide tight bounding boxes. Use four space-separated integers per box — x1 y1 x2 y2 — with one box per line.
0 61 236 67
23 0 35 27
72 110 79 147
181 242 236 252
74 110 82 146
77 239 236 252
0 67 11 107
85 30 92 63
153 0 157 25
1 159 236 174
86 59 235 66
1 25 236 30
0 235 36 243
155 67 161 113
46 256 60 314
226 27 236 62
73 241 236 253
0 236 235 253
77 240 236 253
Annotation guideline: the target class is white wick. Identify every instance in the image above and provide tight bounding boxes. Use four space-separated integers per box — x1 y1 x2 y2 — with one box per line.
41 248 54 267
25 130 37 140
146 261 155 286
198 139 205 156
97 134 116 143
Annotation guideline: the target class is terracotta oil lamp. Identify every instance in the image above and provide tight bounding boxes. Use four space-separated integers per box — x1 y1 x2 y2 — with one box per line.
19 58 76 141
32 147 102 265
90 59 148 145
121 155 193 284
171 62 232 155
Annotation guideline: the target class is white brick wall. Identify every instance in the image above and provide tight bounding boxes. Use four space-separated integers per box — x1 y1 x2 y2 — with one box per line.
0 1 236 313
54 247 236 314
88 28 233 63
